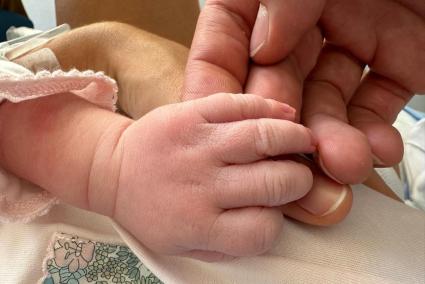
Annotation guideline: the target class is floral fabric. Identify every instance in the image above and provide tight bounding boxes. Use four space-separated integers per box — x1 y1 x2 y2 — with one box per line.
41 233 162 284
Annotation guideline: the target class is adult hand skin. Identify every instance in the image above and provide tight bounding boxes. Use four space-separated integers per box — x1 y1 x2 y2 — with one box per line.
44 22 188 119
183 0 424 224
248 0 424 184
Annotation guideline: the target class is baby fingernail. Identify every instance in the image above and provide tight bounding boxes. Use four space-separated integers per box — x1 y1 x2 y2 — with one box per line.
282 105 296 121
307 129 318 148
250 3 268 57
297 175 350 217
277 102 295 114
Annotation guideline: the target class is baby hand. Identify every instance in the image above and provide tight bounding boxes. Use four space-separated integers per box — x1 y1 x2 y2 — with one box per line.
92 93 316 261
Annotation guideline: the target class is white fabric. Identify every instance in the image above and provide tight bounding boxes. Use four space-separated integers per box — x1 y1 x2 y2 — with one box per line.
6 26 41 41
115 186 425 284
394 110 418 143
393 110 425 209
1 185 424 283
13 48 61 73
375 167 405 200
402 119 425 210
21 0 57 31
0 59 32 76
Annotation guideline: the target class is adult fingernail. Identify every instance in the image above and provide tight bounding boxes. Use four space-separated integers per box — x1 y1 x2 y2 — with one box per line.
297 174 350 216
317 155 344 184
372 154 385 167
250 3 268 57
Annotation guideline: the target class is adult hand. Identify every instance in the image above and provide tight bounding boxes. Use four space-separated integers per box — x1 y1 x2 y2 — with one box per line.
45 22 188 119
183 0 424 223
253 0 424 184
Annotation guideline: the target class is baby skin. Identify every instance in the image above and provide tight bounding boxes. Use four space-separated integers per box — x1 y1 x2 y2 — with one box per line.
0 91 316 261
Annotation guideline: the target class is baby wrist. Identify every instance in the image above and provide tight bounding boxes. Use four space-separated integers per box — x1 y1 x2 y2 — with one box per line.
86 117 133 217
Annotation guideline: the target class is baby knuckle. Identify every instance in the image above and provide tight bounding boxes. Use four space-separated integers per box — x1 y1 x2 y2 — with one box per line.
261 170 284 206
299 164 314 189
242 94 264 109
254 120 277 157
282 162 313 201
231 94 258 118
225 93 240 104
271 171 294 205
252 211 281 253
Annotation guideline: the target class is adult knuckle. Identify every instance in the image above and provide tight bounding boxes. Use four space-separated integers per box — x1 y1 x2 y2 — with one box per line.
205 0 253 43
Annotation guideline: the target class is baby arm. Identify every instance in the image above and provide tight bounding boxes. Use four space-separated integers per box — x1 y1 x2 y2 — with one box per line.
0 93 131 213
0 92 317 261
